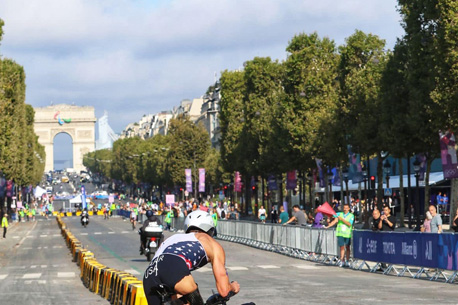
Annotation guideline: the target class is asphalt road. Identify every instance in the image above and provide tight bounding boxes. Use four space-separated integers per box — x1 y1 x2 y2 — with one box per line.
2 215 458 305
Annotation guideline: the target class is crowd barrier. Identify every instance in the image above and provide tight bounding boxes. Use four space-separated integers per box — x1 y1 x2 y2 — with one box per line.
216 220 339 263
353 230 458 282
56 216 148 304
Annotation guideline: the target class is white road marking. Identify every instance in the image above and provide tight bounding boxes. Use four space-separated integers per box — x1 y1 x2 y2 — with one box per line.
108 232 115 234
53 234 60 237
22 247 33 250
53 246 63 249
43 246 48 249
37 247 42 250
31 266 37 269
0 274 8 280
125 269 140 275
57 272 75 278
24 280 46 284
23 273 41 279
227 266 249 271
41 265 47 268
26 236 34 238
94 232 102 235
80 233 88 236
13 236 19 239
52 265 60 268
257 265 280 269
40 235 48 238
121 231 130 234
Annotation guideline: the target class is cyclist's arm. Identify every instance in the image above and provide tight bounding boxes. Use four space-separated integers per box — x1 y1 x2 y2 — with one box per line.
211 241 239 297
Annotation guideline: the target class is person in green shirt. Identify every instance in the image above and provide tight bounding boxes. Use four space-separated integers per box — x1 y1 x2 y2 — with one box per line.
278 206 289 224
326 203 354 267
2 214 8 238
164 208 172 231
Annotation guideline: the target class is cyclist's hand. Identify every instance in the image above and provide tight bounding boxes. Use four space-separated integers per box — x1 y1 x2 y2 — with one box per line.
230 281 240 294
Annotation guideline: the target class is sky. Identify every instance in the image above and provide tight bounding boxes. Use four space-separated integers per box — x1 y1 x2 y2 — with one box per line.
0 0 405 168
0 0 405 133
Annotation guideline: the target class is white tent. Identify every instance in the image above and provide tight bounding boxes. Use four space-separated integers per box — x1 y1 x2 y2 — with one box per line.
69 195 82 204
34 186 47 198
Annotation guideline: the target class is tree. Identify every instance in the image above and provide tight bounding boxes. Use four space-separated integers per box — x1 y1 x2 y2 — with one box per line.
338 30 389 207
166 117 210 198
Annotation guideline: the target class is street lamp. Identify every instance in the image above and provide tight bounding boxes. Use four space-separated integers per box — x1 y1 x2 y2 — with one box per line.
413 158 421 230
342 167 350 205
327 171 334 203
306 172 313 209
383 159 391 189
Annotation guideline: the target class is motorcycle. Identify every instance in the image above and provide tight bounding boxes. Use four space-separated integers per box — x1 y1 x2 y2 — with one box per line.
81 213 89 228
139 223 163 261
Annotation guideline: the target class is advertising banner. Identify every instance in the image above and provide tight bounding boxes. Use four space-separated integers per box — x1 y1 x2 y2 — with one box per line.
286 171 297 190
166 194 175 205
353 230 458 270
185 169 192 193
439 130 458 179
199 168 205 193
315 159 325 188
6 180 13 198
81 185 87 210
267 175 278 190
0 176 5 197
331 167 341 186
348 145 363 183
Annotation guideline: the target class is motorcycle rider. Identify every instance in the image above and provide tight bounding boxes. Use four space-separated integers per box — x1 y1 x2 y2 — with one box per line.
139 209 163 254
81 209 89 226
143 210 240 305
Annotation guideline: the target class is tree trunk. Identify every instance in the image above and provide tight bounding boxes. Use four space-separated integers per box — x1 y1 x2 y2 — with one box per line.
376 154 384 210
424 157 433 212
399 157 405 227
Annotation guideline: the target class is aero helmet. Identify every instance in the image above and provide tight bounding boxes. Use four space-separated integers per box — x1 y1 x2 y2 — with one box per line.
184 210 215 236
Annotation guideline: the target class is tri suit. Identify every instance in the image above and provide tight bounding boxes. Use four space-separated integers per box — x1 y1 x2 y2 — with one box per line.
143 233 208 304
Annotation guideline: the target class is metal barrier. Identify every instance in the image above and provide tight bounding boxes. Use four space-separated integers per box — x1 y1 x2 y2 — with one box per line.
216 221 339 264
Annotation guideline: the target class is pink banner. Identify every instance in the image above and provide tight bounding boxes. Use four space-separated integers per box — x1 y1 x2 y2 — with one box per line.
199 168 205 193
185 169 192 193
286 171 297 190
234 171 242 192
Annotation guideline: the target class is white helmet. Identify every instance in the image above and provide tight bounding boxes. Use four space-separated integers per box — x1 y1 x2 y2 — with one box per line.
184 210 215 236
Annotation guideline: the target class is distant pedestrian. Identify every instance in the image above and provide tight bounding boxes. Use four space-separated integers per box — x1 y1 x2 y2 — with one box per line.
270 206 278 223
429 205 442 233
258 205 267 223
278 206 289 224
421 211 432 233
379 206 395 231
283 205 308 226
2 214 8 238
369 209 380 231
325 203 354 267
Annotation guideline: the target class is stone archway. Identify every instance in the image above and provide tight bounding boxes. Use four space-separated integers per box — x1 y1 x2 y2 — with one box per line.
34 104 96 173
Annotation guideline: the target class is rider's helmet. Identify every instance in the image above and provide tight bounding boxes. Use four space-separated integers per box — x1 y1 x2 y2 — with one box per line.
184 210 215 236
146 210 154 218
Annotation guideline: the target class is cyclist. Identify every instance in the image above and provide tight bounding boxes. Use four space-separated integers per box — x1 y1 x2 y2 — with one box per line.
143 210 240 305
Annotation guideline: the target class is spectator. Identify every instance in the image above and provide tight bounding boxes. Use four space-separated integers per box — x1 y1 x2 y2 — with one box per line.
436 192 443 206
379 206 395 231
421 211 432 233
325 203 354 267
283 205 308 226
270 206 278 223
370 209 381 231
278 206 289 224
452 207 458 232
312 211 324 228
2 213 8 238
429 205 442 233
227 206 239 220
258 205 267 223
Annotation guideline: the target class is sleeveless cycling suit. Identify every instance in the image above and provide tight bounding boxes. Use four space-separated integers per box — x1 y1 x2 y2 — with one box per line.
143 233 208 305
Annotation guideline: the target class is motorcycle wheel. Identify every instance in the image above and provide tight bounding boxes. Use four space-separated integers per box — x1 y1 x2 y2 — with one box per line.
147 252 153 262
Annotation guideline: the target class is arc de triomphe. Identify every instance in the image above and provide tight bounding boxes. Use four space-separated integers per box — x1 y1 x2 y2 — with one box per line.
34 104 96 173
